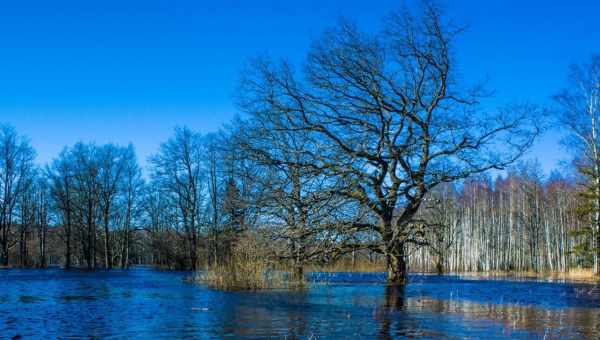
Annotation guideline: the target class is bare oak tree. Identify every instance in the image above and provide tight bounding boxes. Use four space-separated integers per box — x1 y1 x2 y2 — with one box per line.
239 3 539 284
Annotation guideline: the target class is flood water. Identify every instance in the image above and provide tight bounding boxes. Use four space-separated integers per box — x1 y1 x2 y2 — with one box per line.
1 268 599 339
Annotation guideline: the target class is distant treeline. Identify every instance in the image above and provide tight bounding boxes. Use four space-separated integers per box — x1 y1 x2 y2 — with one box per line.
1 3 598 283
0 126 591 277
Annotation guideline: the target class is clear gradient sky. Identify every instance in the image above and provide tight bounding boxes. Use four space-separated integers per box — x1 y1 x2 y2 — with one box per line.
1 1 598 174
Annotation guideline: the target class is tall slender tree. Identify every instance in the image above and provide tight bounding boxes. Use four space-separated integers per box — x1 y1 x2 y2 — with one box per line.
0 124 35 266
150 127 206 270
70 143 101 270
119 145 143 269
554 55 600 274
48 148 75 269
97 144 127 269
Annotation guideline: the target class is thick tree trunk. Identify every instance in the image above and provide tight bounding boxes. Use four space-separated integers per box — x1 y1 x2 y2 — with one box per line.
385 243 407 285
121 229 130 269
189 233 198 271
382 216 408 285
291 264 304 283
435 256 444 275
1 225 9 266
1 248 7 266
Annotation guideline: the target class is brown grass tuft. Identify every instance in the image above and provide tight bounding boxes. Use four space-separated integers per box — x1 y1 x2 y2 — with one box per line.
307 259 386 273
195 231 303 290
197 258 286 291
458 268 600 283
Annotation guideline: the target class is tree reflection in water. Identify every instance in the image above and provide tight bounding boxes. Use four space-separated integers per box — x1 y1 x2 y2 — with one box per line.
376 285 405 339
374 285 600 339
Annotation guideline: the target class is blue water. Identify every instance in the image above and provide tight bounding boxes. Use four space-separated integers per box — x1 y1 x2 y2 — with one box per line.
1 268 599 339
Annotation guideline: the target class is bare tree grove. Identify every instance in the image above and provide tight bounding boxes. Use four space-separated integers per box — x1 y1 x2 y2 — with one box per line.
1 5 599 284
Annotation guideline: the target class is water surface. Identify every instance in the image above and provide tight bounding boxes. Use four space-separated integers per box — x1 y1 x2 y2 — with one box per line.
1 268 599 339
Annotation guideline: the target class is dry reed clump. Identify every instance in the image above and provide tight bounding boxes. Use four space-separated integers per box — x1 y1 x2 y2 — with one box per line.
196 231 292 290
460 268 600 283
307 258 386 273
197 258 287 291
553 268 599 282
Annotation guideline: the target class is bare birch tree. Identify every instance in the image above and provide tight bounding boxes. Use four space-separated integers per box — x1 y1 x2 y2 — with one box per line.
554 55 600 274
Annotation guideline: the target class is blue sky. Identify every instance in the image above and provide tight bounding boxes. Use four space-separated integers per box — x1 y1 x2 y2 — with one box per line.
1 0 598 174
